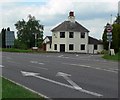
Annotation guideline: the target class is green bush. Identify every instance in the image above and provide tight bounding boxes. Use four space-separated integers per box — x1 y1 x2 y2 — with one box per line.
100 50 108 54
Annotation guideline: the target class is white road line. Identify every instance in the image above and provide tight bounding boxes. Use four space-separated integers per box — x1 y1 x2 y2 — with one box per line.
6 57 12 60
21 71 103 97
7 60 48 70
31 61 45 65
38 63 45 65
30 61 45 65
56 72 82 90
58 55 63 57
63 63 118 73
0 65 4 68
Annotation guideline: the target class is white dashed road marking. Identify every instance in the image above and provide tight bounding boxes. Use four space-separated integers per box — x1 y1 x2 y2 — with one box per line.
63 63 118 73
0 65 4 67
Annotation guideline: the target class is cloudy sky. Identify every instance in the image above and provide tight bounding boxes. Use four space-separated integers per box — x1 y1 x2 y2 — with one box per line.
0 0 119 39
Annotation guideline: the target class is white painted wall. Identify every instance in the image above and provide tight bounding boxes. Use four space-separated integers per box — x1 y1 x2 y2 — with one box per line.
46 43 52 51
52 31 88 53
88 44 103 54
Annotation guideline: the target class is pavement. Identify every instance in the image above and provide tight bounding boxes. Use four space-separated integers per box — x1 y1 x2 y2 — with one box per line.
1 52 118 98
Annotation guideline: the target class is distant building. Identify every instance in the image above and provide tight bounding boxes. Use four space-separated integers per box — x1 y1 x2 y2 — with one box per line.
43 11 103 54
5 31 15 48
118 1 120 15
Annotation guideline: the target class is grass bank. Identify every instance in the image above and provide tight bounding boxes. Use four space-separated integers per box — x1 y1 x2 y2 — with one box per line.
102 51 120 61
2 77 45 99
2 48 46 53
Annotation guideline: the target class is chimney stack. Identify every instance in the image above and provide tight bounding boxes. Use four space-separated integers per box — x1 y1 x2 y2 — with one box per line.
68 11 75 23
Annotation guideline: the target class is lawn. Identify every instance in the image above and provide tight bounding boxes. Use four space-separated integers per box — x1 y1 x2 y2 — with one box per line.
2 48 47 53
2 48 33 53
1 77 45 99
102 51 120 61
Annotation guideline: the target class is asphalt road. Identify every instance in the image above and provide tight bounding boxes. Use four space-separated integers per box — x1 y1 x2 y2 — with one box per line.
2 52 118 98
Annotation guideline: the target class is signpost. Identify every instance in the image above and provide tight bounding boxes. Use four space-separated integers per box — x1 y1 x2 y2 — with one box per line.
106 23 113 55
32 33 38 50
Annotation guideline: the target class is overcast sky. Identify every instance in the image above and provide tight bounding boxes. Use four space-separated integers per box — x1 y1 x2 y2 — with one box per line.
0 0 119 39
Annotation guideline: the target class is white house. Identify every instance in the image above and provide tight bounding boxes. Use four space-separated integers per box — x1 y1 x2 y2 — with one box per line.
43 11 103 54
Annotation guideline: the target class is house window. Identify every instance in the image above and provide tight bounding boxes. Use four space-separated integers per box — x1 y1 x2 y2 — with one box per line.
69 44 74 50
81 44 85 50
50 44 51 49
60 32 65 38
94 45 97 50
81 32 85 38
69 32 74 38
54 44 57 50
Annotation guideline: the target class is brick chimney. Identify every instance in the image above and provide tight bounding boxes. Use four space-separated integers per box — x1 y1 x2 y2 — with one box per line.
68 11 75 23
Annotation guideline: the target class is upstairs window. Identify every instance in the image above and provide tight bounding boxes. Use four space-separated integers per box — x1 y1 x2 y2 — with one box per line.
81 32 85 38
60 32 65 38
69 32 74 38
94 45 97 50
69 44 74 50
81 44 85 50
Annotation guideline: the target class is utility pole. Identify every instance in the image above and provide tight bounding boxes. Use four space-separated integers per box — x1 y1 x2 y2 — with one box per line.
110 14 112 24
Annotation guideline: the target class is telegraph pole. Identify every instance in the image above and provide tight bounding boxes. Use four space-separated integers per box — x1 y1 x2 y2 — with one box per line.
110 14 112 24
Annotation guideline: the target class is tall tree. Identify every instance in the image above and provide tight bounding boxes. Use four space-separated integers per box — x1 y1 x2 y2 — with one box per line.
112 24 120 52
102 25 108 50
1 28 6 48
7 27 10 31
15 15 44 49
102 22 120 53
114 14 120 24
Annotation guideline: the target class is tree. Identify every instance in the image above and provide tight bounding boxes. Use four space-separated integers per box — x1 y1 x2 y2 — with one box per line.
1 28 6 48
102 23 120 53
15 15 44 49
7 27 10 31
114 14 120 24
112 24 120 52
102 25 108 50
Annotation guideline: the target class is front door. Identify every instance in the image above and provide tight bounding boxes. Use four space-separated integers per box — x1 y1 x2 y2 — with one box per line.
60 44 65 52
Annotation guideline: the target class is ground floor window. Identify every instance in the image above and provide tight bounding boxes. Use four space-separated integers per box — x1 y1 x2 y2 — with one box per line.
69 44 74 50
50 43 51 49
94 45 97 50
54 44 57 50
81 44 85 50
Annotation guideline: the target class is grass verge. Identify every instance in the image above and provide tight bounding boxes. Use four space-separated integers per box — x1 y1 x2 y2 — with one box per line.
1 77 45 99
2 48 46 53
102 51 120 61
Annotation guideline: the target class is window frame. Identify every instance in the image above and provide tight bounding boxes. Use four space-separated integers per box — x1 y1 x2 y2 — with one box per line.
50 43 51 49
60 32 65 38
69 32 74 38
81 32 85 38
69 44 74 50
81 44 85 50
54 44 57 50
94 45 97 50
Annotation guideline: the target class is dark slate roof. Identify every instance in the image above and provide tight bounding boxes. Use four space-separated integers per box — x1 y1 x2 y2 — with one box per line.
47 36 52 42
44 36 52 43
89 36 103 44
51 21 89 32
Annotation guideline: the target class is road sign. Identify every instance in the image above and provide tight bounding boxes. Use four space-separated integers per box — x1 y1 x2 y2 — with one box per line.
107 32 112 36
106 24 113 32
107 36 112 40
